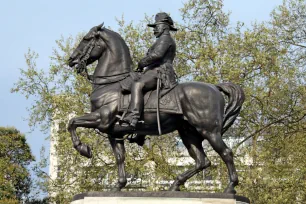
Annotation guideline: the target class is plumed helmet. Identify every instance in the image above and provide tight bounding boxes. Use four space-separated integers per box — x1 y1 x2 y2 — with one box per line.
147 12 178 31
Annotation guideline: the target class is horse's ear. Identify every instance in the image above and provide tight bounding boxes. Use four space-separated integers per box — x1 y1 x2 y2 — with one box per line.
97 22 104 31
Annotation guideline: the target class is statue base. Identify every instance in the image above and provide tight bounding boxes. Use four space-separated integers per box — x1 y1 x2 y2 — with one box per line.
71 192 250 204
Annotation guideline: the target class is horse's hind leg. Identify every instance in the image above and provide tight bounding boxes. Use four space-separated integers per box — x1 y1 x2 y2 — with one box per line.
108 135 127 191
201 130 238 194
169 125 211 191
68 112 101 158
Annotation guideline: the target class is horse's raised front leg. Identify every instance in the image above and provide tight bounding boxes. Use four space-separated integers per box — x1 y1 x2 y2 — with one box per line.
67 111 101 158
169 125 211 191
109 135 127 191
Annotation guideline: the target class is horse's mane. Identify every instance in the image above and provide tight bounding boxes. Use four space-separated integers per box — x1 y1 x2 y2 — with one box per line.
88 26 134 78
100 28 133 69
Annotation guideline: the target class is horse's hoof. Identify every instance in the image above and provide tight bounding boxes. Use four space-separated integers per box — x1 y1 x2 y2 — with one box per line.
168 185 180 191
223 185 236 194
77 144 92 158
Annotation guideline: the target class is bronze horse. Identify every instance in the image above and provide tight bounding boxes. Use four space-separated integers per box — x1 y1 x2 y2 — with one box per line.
67 24 245 194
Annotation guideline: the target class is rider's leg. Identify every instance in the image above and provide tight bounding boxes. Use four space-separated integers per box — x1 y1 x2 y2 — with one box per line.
125 71 157 126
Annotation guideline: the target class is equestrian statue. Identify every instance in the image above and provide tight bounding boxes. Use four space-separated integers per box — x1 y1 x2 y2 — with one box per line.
67 12 245 194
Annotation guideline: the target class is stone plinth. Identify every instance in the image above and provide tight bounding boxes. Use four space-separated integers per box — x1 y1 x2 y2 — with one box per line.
71 192 250 204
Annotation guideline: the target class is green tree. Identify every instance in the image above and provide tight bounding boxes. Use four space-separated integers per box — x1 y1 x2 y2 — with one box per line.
12 0 306 203
0 127 35 203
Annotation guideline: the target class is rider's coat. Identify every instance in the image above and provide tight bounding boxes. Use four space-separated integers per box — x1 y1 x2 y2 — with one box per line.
140 32 177 88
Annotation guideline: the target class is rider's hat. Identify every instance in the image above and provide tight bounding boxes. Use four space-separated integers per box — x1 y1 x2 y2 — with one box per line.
148 12 178 31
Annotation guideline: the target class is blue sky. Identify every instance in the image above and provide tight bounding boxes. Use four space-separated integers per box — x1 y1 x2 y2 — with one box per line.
0 0 282 173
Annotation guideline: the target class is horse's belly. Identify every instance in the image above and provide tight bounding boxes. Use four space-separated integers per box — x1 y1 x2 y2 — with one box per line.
137 113 182 135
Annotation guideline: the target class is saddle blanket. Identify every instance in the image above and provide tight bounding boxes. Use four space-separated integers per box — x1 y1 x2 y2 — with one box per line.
118 87 182 114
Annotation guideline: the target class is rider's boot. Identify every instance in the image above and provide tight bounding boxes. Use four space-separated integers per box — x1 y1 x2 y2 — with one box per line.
121 111 140 128
120 80 145 128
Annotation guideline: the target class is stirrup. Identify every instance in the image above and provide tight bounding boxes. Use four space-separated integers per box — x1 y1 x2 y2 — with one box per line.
116 110 128 121
116 115 129 126
116 115 144 127
130 118 139 128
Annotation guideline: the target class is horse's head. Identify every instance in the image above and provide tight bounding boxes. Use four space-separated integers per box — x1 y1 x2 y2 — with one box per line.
68 23 133 77
68 23 106 70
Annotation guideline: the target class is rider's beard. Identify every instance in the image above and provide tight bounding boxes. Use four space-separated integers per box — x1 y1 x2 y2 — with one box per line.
154 30 163 38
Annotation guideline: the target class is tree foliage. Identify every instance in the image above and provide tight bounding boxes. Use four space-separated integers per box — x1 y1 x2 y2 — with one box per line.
0 127 35 203
12 0 306 203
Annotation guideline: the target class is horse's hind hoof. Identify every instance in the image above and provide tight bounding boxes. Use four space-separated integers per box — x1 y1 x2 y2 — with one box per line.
77 144 92 158
168 185 180 191
223 184 237 194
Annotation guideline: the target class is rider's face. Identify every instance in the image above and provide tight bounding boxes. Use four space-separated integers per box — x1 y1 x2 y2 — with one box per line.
153 24 165 38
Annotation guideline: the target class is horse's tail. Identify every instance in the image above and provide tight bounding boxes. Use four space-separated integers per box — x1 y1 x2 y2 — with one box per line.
216 83 245 136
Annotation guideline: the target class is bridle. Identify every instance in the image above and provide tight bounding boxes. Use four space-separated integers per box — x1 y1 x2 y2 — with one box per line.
73 31 131 86
74 37 96 80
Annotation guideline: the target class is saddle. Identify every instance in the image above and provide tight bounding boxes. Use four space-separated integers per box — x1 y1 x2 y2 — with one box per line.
118 86 182 114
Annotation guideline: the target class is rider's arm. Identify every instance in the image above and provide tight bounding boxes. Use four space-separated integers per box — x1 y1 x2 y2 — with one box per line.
138 38 170 68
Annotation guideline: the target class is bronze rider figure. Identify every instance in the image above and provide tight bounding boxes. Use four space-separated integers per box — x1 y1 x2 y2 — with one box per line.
122 12 178 127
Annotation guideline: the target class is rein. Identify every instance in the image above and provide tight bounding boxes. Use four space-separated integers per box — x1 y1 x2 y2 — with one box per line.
89 72 130 86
